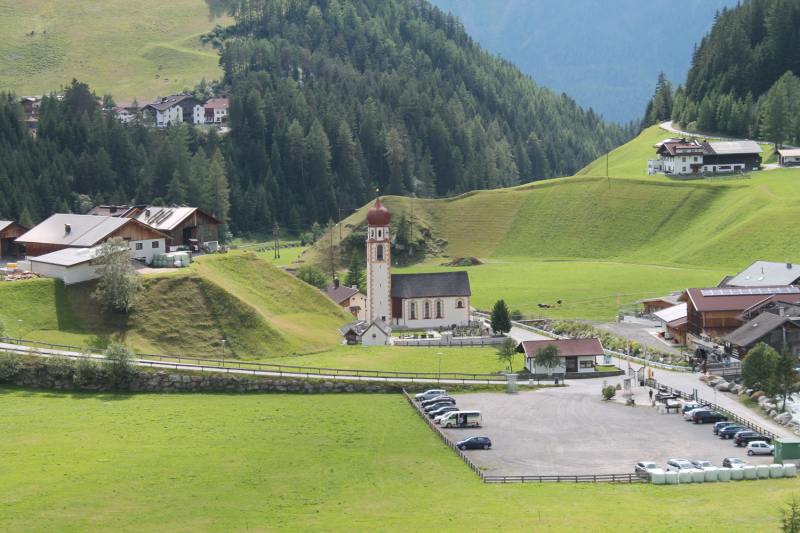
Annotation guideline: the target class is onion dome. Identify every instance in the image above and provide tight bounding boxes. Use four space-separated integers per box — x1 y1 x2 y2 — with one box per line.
366 196 390 226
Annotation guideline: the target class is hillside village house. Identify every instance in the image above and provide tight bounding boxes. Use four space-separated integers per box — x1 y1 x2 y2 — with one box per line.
517 338 605 375
648 137 762 175
723 260 800 288
723 312 800 359
0 220 31 258
204 98 229 124
776 149 800 167
112 101 142 124
322 278 367 321
141 94 204 127
365 195 471 329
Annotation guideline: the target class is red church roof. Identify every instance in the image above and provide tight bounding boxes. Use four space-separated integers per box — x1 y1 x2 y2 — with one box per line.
367 196 390 225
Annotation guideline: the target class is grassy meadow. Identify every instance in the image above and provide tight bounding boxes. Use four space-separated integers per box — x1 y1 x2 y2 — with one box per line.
0 0 231 99
1 387 798 533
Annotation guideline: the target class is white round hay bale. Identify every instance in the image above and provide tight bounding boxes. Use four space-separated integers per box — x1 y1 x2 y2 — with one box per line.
756 465 770 479
770 464 784 478
678 470 693 483
717 467 731 482
730 467 744 480
664 471 679 484
691 469 705 483
650 469 666 485
784 464 798 477
704 467 718 482
743 466 757 479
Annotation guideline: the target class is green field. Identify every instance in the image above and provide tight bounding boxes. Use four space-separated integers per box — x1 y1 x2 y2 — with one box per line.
1 386 797 532
0 0 231 99
0 253 350 358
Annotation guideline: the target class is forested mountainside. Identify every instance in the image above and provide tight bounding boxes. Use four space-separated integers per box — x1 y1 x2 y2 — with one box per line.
0 0 634 235
642 0 800 145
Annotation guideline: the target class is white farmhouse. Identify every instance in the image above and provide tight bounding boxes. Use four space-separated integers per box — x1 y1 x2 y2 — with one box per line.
365 195 471 328
519 338 605 375
141 94 204 127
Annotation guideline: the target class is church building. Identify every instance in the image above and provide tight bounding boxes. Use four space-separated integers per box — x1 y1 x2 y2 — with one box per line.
365 195 471 328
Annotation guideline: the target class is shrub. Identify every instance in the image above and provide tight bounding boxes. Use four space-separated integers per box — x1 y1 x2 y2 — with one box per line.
103 343 136 384
73 354 101 386
602 385 616 401
459 259 472 267
0 317 6 337
47 353 75 378
0 350 23 381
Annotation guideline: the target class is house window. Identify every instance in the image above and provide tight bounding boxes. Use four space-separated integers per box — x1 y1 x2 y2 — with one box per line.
135 243 143 250
424 302 431 319
682 157 686 162
580 360 595 369
370 229 374 239
409 302 416 319
435 301 443 318
378 229 382 238
456 300 464 308
376 245 384 261
152 241 159 248
693 157 698 162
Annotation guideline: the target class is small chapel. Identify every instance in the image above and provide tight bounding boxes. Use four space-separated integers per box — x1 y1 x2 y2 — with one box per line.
365 194 472 329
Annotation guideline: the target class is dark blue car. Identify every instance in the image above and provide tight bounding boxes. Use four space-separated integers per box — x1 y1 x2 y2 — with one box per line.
428 405 459 419
718 425 746 439
456 436 492 450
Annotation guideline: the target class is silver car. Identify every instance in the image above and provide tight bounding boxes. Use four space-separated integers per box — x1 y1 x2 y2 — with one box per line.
635 461 661 477
665 459 694 472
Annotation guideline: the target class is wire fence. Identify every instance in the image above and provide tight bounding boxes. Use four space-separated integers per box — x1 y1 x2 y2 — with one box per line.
646 378 778 441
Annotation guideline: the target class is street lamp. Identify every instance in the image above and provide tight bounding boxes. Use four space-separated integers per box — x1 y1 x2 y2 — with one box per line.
221 339 226 366
18 319 22 344
438 352 442 383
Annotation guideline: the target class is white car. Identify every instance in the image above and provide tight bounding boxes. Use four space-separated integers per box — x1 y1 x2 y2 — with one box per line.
635 462 661 477
415 389 447 401
691 460 714 469
684 408 710 421
747 441 775 456
665 459 694 472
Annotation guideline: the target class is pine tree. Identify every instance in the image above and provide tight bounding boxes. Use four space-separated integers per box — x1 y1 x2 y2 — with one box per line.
490 299 511 336
343 250 366 293
167 170 187 205
204 149 231 222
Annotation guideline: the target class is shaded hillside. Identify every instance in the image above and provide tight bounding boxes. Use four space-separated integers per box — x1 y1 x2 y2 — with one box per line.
0 253 351 358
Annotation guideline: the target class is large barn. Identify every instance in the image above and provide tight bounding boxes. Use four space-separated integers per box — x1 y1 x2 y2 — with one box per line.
365 196 471 329
0 220 31 258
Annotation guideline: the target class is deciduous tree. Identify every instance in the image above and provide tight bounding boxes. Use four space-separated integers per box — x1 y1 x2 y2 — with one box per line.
91 237 144 313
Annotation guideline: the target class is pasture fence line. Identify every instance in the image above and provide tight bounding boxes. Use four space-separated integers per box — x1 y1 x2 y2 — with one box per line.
646 378 778 441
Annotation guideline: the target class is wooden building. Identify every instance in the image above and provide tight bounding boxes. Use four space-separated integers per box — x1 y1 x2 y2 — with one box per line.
723 312 800 358
131 206 223 249
15 214 169 262
0 221 32 257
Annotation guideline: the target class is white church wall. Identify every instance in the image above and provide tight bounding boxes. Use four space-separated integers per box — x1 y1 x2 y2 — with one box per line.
396 296 470 329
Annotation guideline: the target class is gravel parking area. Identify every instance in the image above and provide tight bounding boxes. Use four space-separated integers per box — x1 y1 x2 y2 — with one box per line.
440 380 776 476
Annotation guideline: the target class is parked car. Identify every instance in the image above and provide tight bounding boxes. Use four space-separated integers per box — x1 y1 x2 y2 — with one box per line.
718 425 747 439
635 462 661 477
684 408 711 421
665 459 694 472
747 441 775 455
693 411 728 424
439 411 482 428
713 421 740 434
734 431 771 447
424 401 455 413
722 457 746 469
456 436 491 450
428 406 459 419
682 402 703 414
691 460 715 469
415 389 447 401
421 396 455 408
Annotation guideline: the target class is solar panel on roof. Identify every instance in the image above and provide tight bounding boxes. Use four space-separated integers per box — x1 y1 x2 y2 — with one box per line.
700 287 800 297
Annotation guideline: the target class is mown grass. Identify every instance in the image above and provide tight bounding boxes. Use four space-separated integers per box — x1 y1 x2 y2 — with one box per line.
1 387 797 532
394 261 725 320
0 0 231 98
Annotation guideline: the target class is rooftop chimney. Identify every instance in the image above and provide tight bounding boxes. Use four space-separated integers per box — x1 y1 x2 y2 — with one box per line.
333 277 339 288
780 307 786 317
64 223 71 234
110 206 117 213
788 259 792 269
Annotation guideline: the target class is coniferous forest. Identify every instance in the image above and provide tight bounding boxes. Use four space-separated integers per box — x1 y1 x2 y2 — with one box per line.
0 0 635 236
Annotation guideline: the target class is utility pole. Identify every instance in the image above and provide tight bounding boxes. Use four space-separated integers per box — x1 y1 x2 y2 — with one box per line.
330 224 338 280
273 222 280 259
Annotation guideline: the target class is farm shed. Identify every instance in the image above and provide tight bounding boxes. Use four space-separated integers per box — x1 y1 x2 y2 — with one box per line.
723 312 800 358
518 338 605 374
28 246 101 285
0 220 31 257
777 149 800 167
131 206 223 250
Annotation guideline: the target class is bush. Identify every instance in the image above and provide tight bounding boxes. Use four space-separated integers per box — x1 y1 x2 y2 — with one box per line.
0 317 6 337
47 353 75 378
0 350 23 381
103 343 136 384
73 354 101 386
602 385 616 400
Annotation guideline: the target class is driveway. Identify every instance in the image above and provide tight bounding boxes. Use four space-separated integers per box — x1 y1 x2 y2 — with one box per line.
587 320 683 356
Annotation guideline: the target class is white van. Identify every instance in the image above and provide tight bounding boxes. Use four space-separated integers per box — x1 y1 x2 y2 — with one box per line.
438 411 482 428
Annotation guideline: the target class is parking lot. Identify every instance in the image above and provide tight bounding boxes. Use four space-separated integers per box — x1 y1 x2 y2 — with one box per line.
439 380 777 476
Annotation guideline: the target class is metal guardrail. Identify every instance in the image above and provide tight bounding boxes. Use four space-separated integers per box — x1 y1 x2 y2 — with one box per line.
0 337 508 383
484 473 643 484
646 378 778 441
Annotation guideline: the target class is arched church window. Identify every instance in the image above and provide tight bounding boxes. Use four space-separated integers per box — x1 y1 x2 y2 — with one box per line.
457 300 464 308
377 245 384 261
410 302 416 319
436 301 443 318
378 229 382 238
424 301 431 319
370 229 374 239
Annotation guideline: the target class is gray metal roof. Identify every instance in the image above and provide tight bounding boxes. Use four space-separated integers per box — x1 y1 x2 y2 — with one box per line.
727 261 800 288
16 214 123 246
364 317 392 336
0 221 12 233
723 313 794 347
707 141 763 155
28 246 101 267
391 271 471 298
132 206 217 231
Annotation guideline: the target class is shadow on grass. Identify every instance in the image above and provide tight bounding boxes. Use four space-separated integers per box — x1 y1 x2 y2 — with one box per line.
0 384 136 402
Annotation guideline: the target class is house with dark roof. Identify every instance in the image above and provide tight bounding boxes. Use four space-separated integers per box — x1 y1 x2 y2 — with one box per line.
722 312 800 358
0 220 32 258
517 338 605 374
361 318 393 346
141 94 204 127
204 98 229 124
648 137 762 175
322 278 367 321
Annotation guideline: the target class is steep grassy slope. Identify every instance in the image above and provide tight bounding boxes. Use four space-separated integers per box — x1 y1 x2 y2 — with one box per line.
0 253 350 358
0 0 230 98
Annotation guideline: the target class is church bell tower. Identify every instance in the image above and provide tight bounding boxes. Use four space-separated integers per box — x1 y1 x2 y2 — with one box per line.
366 191 391 323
